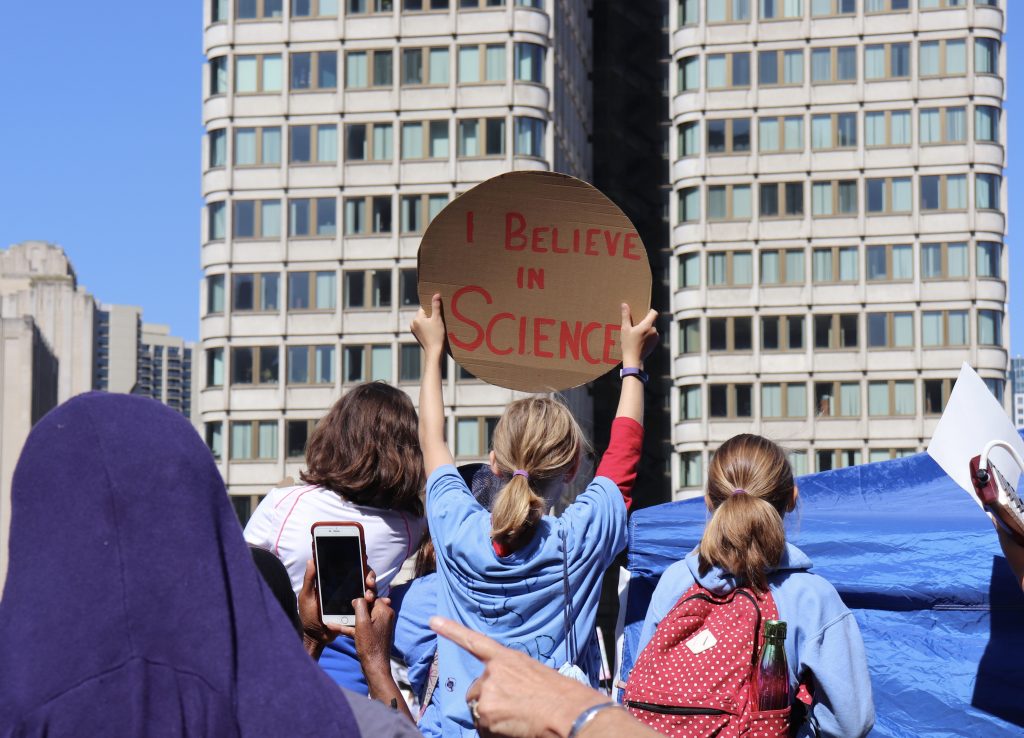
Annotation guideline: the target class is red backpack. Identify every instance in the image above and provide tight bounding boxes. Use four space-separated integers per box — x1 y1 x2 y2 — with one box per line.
623 583 795 738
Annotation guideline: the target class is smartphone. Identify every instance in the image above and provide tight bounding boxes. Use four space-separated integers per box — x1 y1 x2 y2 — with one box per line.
311 521 368 628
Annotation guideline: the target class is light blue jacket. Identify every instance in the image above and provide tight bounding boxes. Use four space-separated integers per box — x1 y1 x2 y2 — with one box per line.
629 543 874 738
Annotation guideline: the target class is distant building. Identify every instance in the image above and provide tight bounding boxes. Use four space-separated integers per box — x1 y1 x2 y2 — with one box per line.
1012 356 1024 428
0 241 197 588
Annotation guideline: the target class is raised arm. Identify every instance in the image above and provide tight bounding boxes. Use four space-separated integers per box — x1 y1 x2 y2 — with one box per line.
615 304 659 425
411 293 454 477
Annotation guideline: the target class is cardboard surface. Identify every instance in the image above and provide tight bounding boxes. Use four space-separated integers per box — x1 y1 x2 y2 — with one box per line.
417 171 652 393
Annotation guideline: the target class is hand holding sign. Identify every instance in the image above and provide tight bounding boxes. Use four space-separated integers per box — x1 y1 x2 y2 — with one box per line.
417 172 652 393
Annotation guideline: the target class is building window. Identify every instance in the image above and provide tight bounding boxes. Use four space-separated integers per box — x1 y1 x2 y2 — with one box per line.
454 417 499 458
678 252 700 288
865 110 911 147
210 57 228 95
285 419 317 459
514 43 545 83
345 50 393 89
678 319 701 354
231 347 279 386
208 275 226 314
866 244 912 281
761 315 804 350
399 344 422 382
788 450 809 476
919 174 967 211
205 421 223 460
400 194 447 233
401 120 450 159
208 202 226 241
865 42 911 79
458 44 506 83
758 116 803 152
975 38 999 75
868 380 915 416
813 314 859 349
706 0 751 23
810 46 856 83
679 451 702 489
235 54 283 93
345 122 393 161
761 383 807 419
920 107 966 144
975 105 1000 142
978 309 1002 346
921 310 968 346
708 316 752 352
920 242 967 280
976 173 1000 210
984 378 1004 404
759 0 803 19
288 271 336 311
344 196 392 235
458 118 506 157
706 118 750 155
865 0 909 12
758 49 804 86
287 345 335 385
759 182 804 218
677 56 699 92
760 249 804 284
514 117 545 157
812 246 858 282
811 180 857 216
233 200 281 239
235 126 282 165
344 270 392 309
206 348 225 387
709 384 753 418
814 382 861 417
810 0 855 15
401 47 450 86
679 385 702 420
289 124 338 163
291 51 337 91
212 0 229 22
977 241 1002 279
920 0 966 8
230 421 278 461
706 52 751 88
707 251 753 286
293 0 339 16
919 39 967 78
707 185 752 221
923 378 955 415
457 0 507 7
678 187 700 223
288 197 336 236
209 130 227 168
816 449 862 472
343 345 392 383
237 0 283 19
400 269 419 307
232 273 280 312
865 178 912 214
679 0 699 25
402 0 452 9
678 121 700 157
867 312 914 348
811 112 856 150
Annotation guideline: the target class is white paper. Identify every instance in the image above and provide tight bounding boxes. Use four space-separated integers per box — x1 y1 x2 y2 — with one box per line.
927 362 1024 508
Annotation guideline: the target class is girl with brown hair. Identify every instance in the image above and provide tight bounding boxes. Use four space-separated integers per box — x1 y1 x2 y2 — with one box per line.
624 433 874 737
244 382 426 693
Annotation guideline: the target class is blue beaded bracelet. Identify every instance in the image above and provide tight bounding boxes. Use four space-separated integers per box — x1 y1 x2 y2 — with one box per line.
567 702 623 738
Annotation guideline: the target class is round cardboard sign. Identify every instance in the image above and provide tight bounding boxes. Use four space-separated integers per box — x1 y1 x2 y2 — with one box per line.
417 171 652 393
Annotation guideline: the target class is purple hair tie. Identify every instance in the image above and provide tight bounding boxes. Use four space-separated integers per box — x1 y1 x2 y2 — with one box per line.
512 470 529 480
732 488 748 496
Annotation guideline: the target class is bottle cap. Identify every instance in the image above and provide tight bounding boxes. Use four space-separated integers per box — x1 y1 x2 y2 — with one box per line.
764 620 787 640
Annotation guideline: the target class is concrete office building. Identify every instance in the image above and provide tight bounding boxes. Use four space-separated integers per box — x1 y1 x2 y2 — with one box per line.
200 0 594 518
669 0 1008 496
1011 356 1024 428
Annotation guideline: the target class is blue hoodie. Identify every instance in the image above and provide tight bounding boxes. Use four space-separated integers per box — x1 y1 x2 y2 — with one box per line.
628 543 874 738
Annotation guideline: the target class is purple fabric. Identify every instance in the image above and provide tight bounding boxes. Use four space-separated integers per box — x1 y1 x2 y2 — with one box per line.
0 393 361 737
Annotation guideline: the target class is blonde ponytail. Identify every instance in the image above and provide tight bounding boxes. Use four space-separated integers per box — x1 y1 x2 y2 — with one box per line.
489 396 588 547
698 434 794 592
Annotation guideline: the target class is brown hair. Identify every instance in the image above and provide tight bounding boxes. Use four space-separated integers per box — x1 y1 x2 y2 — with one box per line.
698 434 795 592
300 382 424 515
489 396 587 548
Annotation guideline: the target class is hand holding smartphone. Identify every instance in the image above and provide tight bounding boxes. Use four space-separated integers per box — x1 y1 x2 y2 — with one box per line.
311 522 368 628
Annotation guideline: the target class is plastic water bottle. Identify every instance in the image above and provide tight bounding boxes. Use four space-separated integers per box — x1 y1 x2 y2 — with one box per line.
756 620 791 711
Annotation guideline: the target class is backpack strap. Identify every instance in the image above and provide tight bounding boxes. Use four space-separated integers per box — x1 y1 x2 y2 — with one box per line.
418 650 440 720
559 527 579 666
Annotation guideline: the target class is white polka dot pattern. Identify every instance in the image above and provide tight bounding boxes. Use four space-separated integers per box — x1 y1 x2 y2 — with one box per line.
623 584 791 737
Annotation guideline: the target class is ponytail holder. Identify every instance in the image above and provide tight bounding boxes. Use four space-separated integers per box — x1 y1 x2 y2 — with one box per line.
512 470 530 480
732 488 748 496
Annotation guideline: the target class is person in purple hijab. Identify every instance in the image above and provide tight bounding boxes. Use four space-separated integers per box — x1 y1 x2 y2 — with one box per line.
0 392 419 738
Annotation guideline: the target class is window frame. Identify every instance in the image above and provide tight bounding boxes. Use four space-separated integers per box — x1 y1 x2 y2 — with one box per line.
234 53 283 94
287 270 337 312
286 344 336 386
812 313 860 350
229 420 279 461
345 49 394 89
290 50 338 92
288 123 338 164
230 346 280 386
708 383 754 419
760 314 805 351
231 272 280 313
287 197 337 237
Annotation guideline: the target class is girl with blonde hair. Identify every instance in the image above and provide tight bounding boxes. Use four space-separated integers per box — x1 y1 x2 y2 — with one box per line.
412 295 658 737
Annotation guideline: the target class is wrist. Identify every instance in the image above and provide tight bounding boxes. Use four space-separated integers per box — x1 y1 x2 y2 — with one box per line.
546 694 609 738
621 357 643 370
303 633 326 659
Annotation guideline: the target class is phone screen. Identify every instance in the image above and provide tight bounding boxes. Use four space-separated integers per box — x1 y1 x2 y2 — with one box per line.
315 536 364 616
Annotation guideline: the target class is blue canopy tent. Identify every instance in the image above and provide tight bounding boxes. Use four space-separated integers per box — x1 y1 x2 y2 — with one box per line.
619 446 1024 736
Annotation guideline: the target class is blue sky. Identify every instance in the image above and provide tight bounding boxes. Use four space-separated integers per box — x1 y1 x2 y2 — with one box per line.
0 4 1020 352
